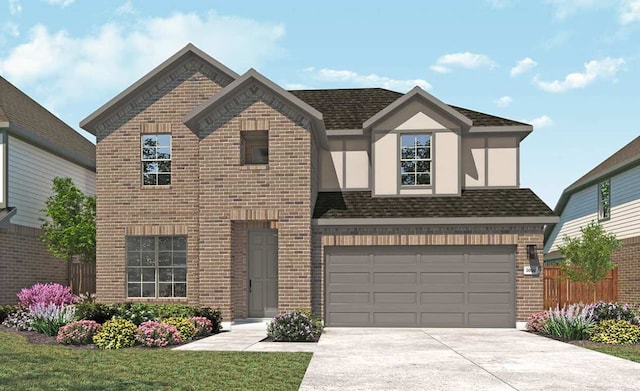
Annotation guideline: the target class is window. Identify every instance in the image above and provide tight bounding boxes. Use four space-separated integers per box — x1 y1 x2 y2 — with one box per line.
142 134 171 185
598 180 611 221
241 130 268 165
126 236 187 298
400 133 431 186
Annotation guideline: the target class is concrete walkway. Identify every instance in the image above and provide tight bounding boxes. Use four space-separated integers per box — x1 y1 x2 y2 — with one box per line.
173 321 317 352
300 328 640 391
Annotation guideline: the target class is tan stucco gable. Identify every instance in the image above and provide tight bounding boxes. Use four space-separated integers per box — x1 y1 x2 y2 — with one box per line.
363 86 473 131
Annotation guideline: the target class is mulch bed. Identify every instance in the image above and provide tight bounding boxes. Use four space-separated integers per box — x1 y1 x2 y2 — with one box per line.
1 325 217 350
525 329 640 348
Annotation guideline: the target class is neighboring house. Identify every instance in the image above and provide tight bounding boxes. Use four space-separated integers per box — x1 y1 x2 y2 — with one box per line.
0 76 96 304
544 135 640 304
80 44 557 329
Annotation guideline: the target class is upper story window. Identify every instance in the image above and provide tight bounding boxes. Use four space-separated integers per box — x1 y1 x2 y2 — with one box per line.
400 133 431 186
142 134 171 185
241 130 268 165
598 179 611 221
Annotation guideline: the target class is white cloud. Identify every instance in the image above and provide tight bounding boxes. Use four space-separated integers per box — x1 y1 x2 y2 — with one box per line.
430 52 497 74
526 115 554 128
306 67 431 91
546 0 610 19
42 0 75 7
495 96 513 108
620 0 640 24
0 12 286 112
429 64 451 74
115 0 135 16
9 0 21 14
283 82 309 90
533 57 625 92
510 57 537 77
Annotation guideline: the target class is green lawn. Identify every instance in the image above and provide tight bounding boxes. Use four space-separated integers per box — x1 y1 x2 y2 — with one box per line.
582 344 640 363
0 330 311 390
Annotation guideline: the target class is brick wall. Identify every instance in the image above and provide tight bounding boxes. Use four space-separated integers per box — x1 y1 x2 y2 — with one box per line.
94 58 225 305
199 97 313 321
0 224 68 304
614 236 640 305
313 224 545 322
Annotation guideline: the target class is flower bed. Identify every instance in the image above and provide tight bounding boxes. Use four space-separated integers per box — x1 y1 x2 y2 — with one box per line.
526 302 640 347
1 283 223 350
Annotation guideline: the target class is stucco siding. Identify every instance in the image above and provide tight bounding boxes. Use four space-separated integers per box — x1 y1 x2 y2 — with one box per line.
434 131 459 194
319 137 370 191
545 164 640 253
373 131 397 195
462 136 486 187
487 136 518 187
8 135 95 228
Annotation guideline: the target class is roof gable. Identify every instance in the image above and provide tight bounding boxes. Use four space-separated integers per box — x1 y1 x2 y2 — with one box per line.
0 76 95 169
184 69 329 148
80 43 239 134
363 87 473 130
544 135 640 244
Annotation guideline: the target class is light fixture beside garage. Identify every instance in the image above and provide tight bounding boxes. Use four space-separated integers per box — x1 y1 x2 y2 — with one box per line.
524 244 541 276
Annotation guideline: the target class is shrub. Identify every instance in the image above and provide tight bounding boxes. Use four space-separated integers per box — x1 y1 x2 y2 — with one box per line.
30 303 76 336
189 317 213 337
75 303 116 324
544 304 595 340
590 319 640 345
0 305 20 323
18 283 77 309
162 317 196 342
584 302 640 325
153 304 197 320
526 311 550 332
112 303 156 325
93 318 137 349
267 310 324 342
57 320 101 345
192 307 223 333
136 321 183 347
2 309 34 331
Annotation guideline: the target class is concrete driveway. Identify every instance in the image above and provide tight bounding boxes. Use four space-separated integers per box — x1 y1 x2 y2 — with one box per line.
300 328 640 390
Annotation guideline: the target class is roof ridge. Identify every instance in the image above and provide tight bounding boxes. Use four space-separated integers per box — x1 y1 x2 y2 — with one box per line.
287 87 402 93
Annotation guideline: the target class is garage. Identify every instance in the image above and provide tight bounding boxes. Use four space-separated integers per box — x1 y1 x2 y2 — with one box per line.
325 245 516 327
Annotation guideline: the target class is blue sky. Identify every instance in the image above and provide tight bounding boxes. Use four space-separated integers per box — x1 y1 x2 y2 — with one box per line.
1 0 639 207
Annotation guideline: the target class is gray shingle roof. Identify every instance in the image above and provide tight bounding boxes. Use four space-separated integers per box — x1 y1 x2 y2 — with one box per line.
313 189 555 219
290 88 528 130
0 76 95 167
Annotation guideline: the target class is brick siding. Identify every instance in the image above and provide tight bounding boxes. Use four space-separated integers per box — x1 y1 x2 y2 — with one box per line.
0 224 68 304
614 236 640 305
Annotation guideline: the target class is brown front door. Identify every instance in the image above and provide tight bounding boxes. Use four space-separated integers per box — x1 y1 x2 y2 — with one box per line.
248 229 278 318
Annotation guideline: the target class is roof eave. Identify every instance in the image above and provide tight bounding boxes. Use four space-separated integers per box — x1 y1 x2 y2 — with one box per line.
313 216 559 226
545 154 640 242
80 43 240 134
362 86 473 130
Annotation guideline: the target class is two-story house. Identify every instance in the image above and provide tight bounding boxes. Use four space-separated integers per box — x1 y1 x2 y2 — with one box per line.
80 44 557 329
545 135 640 305
0 76 96 304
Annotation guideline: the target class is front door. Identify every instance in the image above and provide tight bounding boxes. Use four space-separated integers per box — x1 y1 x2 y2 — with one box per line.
248 229 278 318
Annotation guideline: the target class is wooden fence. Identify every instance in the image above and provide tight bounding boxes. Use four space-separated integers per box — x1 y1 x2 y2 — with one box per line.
70 263 96 295
543 266 617 309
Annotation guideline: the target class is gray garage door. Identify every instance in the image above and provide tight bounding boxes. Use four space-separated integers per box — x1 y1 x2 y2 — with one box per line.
325 246 516 328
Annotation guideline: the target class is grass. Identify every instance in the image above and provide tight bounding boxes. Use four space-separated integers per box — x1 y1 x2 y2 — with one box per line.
0 329 311 390
582 344 640 363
